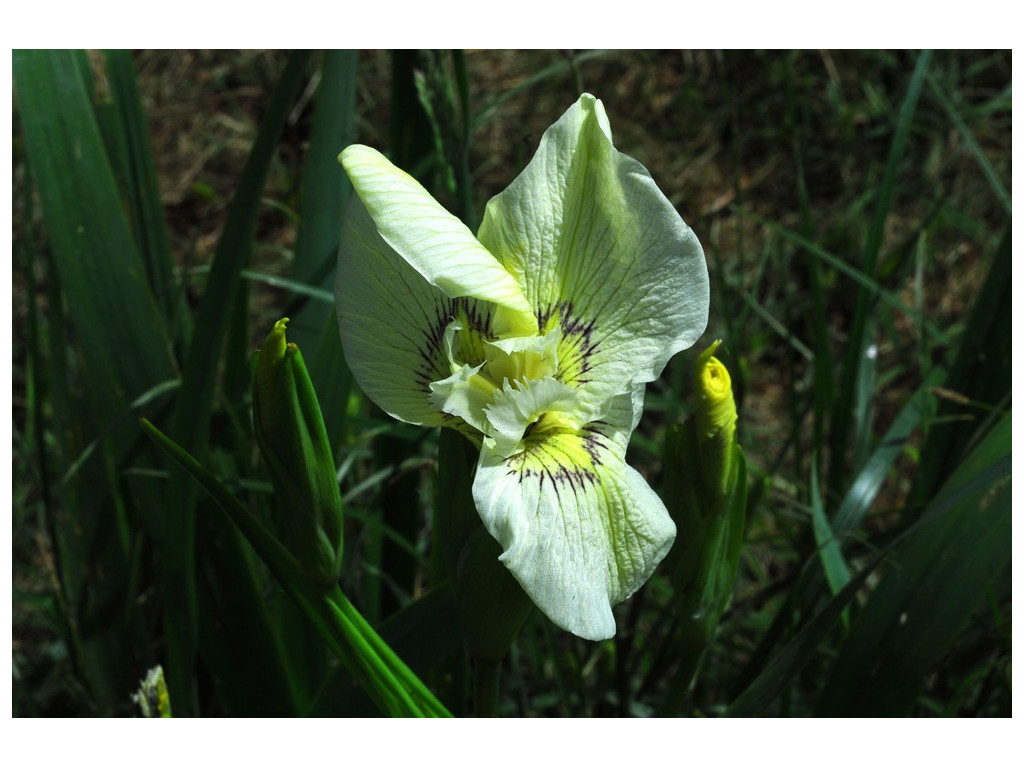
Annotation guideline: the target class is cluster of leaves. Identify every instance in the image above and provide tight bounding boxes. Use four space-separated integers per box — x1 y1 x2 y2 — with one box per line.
12 50 1010 716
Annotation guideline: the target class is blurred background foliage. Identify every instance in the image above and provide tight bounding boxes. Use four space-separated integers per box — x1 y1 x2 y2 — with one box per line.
11 49 1011 717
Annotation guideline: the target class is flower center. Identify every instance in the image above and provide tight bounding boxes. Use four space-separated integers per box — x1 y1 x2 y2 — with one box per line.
429 321 580 456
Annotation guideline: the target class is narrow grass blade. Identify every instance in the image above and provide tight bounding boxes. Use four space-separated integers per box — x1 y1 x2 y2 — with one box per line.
725 555 876 717
809 455 851 601
15 171 55 532
736 282 815 361
829 50 933 492
171 49 313 449
241 268 334 304
832 369 943 538
16 205 106 709
849 317 878 472
288 50 357 452
390 51 437 185
910 227 1011 509
863 51 933 278
927 73 1011 216
472 50 611 129
58 379 180 487
734 208 950 345
451 50 475 229
790 75 834 455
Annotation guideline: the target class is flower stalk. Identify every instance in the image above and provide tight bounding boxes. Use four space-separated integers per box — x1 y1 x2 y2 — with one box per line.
663 342 747 705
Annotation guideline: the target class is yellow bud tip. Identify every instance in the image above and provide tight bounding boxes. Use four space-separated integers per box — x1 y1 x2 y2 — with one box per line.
694 340 737 440
261 317 290 364
695 338 723 373
255 318 290 409
699 356 732 404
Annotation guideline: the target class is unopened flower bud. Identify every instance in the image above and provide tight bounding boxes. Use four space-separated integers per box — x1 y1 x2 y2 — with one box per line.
694 340 738 499
253 318 343 587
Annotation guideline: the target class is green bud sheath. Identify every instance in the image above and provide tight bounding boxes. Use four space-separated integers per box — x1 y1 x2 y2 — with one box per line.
694 340 738 500
253 318 343 587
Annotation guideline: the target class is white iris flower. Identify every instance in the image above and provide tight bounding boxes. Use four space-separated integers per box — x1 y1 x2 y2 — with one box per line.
336 94 709 640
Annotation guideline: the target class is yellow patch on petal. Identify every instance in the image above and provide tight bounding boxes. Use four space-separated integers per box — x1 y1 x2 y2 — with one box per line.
505 426 612 495
536 301 600 389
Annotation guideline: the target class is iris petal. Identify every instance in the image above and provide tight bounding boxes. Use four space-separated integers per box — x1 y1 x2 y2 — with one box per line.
478 94 709 416
340 145 537 337
472 421 676 641
335 196 452 425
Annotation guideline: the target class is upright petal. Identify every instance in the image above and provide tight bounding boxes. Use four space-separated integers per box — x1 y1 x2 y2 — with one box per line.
337 195 475 425
340 145 537 337
472 420 676 641
478 94 709 409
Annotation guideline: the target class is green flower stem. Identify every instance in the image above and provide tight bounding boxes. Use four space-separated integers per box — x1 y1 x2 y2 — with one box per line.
660 345 749 712
473 659 501 717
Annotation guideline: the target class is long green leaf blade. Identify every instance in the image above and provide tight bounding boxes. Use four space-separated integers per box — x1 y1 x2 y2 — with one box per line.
290 50 356 344
102 50 180 323
15 48 179 713
162 50 313 714
910 227 1011 509
13 50 176 423
832 369 944 538
727 411 1011 716
817 412 1011 716
289 50 357 452
927 73 1011 215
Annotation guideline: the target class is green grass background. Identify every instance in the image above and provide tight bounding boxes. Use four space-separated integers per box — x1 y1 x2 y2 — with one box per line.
11 49 1011 717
